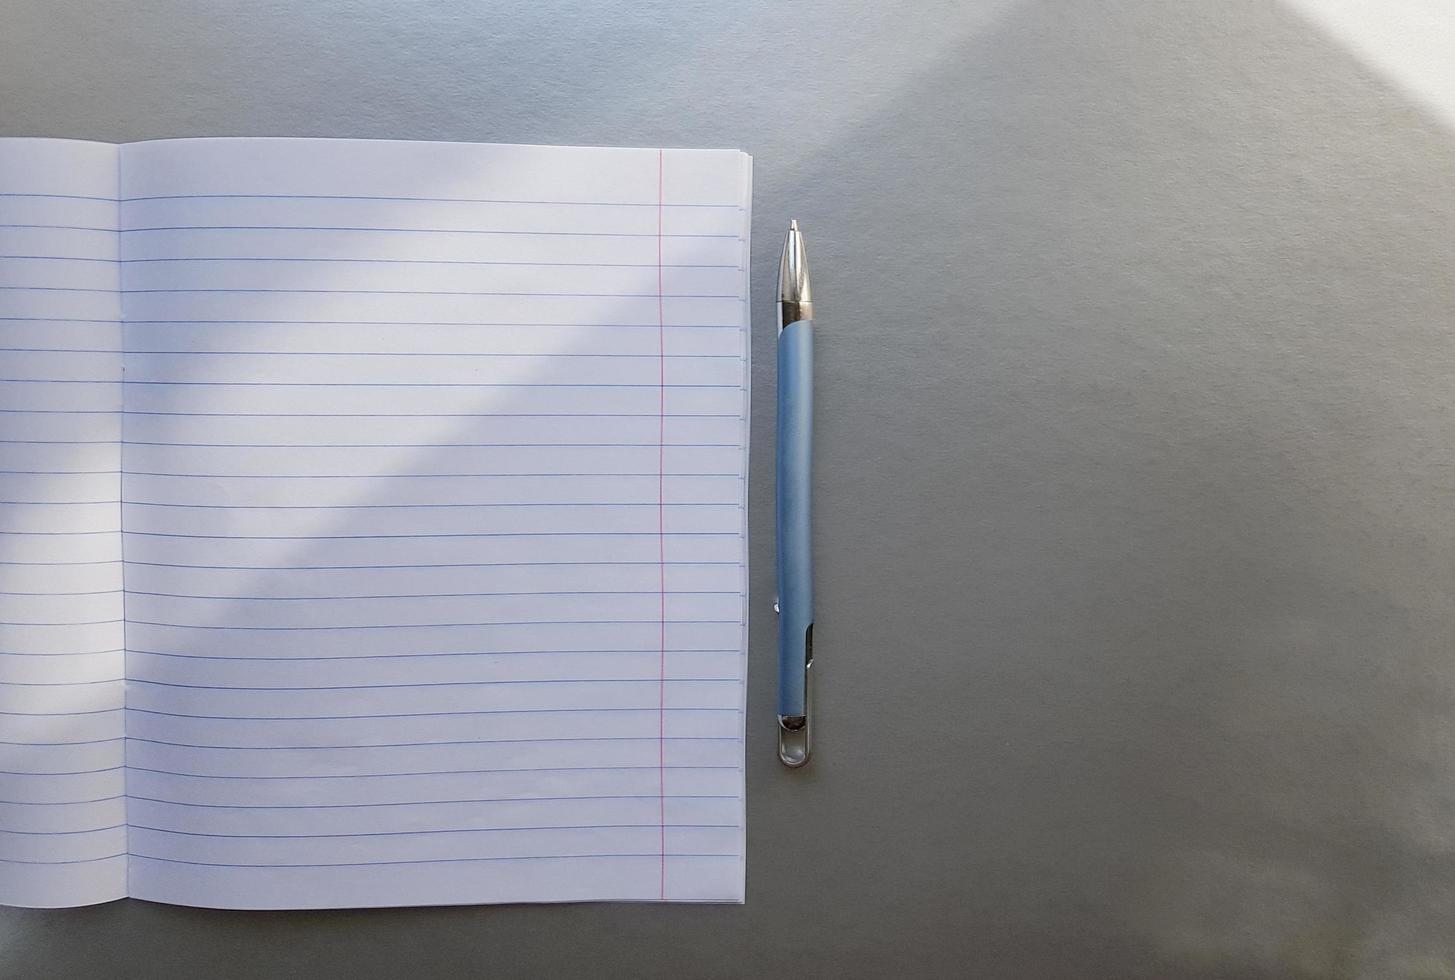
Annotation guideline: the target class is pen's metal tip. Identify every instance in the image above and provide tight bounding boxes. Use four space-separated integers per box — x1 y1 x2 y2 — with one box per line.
778 219 811 329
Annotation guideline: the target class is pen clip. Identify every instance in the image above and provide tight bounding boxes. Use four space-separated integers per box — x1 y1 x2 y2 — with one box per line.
777 625 813 768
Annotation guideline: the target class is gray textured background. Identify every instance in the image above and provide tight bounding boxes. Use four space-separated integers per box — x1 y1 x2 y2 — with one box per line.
5 0 1455 976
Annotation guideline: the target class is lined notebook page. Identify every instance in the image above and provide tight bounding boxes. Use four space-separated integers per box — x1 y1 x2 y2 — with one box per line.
0 139 127 907
118 139 750 908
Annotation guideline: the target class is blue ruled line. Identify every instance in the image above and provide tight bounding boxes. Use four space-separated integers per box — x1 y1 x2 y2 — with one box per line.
122 559 737 571
120 225 737 239
126 735 735 750
0 410 740 418
0 766 123 776
128 618 740 631
121 441 739 449
0 737 121 746
0 286 112 293
0 796 122 806
130 823 736 840
0 255 114 262
119 192 741 207
123 531 737 541
119 288 736 298
2 824 125 836
0 193 114 202
0 351 119 358
1 318 736 328
0 678 122 687
0 350 739 360
123 256 738 268
0 531 115 537
120 501 736 510
126 707 734 722
0 503 115 508
126 677 739 693
2 379 738 388
127 853 736 869
0 855 125 865
0 224 112 233
0 317 116 323
3 191 740 207
122 472 737 479
125 647 736 662
7 254 737 268
128 794 736 811
127 320 738 329
128 763 737 779
125 589 736 600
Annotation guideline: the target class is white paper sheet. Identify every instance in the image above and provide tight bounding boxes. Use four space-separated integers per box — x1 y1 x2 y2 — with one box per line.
0 139 127 908
116 139 749 907
0 138 749 909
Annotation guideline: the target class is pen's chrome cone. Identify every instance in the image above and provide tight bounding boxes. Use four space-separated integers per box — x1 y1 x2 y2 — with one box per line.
778 220 812 330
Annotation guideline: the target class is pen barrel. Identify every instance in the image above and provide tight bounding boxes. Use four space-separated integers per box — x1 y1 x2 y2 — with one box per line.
776 319 814 719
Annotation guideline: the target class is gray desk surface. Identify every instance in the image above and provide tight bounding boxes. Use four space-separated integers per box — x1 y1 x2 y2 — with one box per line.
5 1 1455 977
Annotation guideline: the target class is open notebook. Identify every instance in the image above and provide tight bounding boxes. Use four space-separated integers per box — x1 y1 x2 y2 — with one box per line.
0 138 751 909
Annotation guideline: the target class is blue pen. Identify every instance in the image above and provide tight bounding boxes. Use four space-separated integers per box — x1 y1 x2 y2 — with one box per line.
776 220 814 767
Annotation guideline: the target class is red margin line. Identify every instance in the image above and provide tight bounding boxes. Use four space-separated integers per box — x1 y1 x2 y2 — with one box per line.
656 147 668 901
